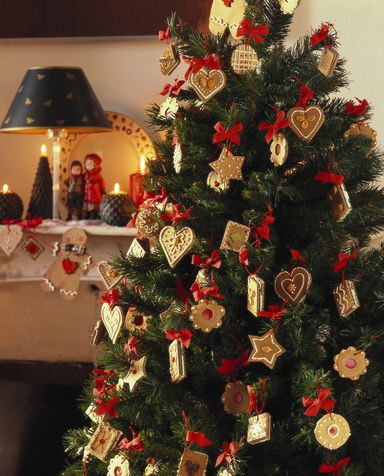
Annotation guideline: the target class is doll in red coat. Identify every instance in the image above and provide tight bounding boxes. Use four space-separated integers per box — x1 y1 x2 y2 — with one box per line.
83 153 106 219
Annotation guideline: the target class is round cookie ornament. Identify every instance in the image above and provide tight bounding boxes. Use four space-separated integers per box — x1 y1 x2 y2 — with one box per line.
334 346 369 380
107 454 130 476
270 133 288 167
231 44 258 75
189 299 226 332
314 413 351 450
125 307 152 332
135 208 162 239
221 380 250 416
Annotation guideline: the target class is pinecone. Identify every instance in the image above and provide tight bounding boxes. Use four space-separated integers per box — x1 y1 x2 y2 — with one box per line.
100 193 135 226
0 191 23 221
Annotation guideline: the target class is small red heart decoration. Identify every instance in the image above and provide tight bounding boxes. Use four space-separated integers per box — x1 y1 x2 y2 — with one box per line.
62 259 78 274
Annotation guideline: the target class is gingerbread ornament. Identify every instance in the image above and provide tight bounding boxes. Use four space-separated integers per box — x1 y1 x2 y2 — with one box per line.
318 47 339 77
344 123 377 149
98 260 123 289
117 356 147 392
287 105 325 142
135 209 162 239
270 133 289 167
189 68 226 103
247 275 265 317
19 235 45 260
231 44 258 75
174 142 183 173
159 225 196 267
159 43 180 76
247 413 272 444
125 308 151 332
221 380 250 416
189 299 226 332
107 454 130 476
220 220 250 253
209 148 244 183
314 413 351 450
209 0 245 38
248 331 286 369
327 183 352 222
334 346 369 380
177 448 208 476
0 224 23 257
169 339 187 383
90 319 105 346
274 267 312 304
85 421 122 462
41 228 92 300
333 280 360 317
101 303 123 344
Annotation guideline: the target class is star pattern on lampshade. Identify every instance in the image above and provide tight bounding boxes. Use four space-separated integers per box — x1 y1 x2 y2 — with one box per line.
118 356 147 392
248 331 286 369
209 147 245 183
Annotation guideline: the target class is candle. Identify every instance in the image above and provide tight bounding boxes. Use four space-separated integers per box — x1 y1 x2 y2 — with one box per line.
114 183 120 194
2 184 9 193
100 183 135 226
130 155 147 208
41 144 47 156
0 184 23 221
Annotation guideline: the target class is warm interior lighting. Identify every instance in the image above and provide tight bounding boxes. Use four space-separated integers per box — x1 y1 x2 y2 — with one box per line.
2 184 9 193
114 183 120 194
41 144 47 156
140 155 146 175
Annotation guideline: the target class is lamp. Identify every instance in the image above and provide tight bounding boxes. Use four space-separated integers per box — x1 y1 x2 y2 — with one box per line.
0 66 112 219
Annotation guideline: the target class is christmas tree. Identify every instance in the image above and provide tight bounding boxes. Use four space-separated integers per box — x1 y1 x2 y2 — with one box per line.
63 1 384 475
27 153 53 219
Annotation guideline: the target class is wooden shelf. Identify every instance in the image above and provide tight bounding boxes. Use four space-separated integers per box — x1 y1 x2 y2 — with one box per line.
33 220 137 237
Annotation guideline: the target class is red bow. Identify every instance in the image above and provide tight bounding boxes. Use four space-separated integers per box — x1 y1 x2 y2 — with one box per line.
216 349 250 374
99 289 119 309
186 430 212 447
309 24 330 46
318 458 351 475
315 171 344 185
191 250 221 269
257 305 286 321
215 440 240 467
254 214 275 241
93 375 115 398
236 18 269 42
345 97 368 117
142 187 168 209
2 218 22 231
124 336 137 356
93 395 118 418
247 385 258 415
183 53 223 80
190 282 225 301
302 388 335 416
213 121 243 146
127 211 138 228
20 216 43 229
175 279 192 304
119 427 145 452
160 203 193 225
159 77 185 96
333 248 359 273
297 86 314 108
239 248 249 266
158 27 170 42
165 328 192 348
259 110 290 144
291 248 307 265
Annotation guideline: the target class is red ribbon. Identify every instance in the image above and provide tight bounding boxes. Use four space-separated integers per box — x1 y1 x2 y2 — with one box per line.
297 86 314 108
315 171 344 185
93 395 118 418
158 27 170 42
302 388 335 416
99 289 119 309
216 349 250 374
183 53 223 80
127 211 138 228
160 203 193 225
20 216 43 230
191 250 221 269
215 440 241 467
159 77 185 96
291 248 307 265
236 18 269 42
257 304 286 321
309 24 330 46
212 121 243 146
142 187 168 209
259 109 290 144
175 279 192 304
318 458 351 475
186 430 212 447
239 248 249 266
345 97 368 118
124 336 138 356
2 218 22 231
119 427 145 452
254 214 275 241
333 248 359 274
247 378 270 416
190 282 225 301
165 328 192 348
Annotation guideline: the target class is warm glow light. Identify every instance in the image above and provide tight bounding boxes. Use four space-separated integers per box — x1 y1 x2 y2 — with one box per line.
2 184 9 193
140 155 146 175
114 183 120 194
41 144 47 156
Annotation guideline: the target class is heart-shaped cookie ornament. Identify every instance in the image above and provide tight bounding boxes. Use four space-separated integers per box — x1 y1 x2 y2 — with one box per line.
274 267 312 304
287 105 324 142
101 302 123 344
98 260 123 289
0 224 23 257
159 226 195 268
189 68 226 102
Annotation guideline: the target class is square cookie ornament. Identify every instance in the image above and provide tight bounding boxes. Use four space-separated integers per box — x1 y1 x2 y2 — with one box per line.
220 221 250 253
177 448 208 476
85 421 122 462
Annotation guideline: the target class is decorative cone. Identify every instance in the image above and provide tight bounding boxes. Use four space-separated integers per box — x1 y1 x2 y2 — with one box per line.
27 155 53 218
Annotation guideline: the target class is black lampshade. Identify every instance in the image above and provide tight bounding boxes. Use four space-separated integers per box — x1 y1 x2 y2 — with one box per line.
0 66 112 133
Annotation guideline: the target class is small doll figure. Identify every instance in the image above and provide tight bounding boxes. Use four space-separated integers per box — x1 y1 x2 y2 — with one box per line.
83 153 106 219
64 160 84 220
41 228 92 300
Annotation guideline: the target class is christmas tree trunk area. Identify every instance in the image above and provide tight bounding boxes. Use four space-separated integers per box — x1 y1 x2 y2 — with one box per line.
63 1 384 475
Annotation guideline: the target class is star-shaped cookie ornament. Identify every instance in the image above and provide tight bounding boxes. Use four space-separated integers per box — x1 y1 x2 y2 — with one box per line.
118 356 147 392
248 331 286 369
209 147 244 183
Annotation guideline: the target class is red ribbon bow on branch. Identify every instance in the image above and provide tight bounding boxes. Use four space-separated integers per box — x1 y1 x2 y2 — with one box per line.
127 211 138 228
291 248 307 265
315 171 344 185
216 349 250 375
247 378 270 416
165 328 192 348
190 282 225 301
213 121 243 147
254 214 275 241
142 187 168 209
236 18 269 42
318 458 351 475
20 216 43 229
239 247 249 266
182 410 213 448
160 203 193 225
345 97 368 119
124 336 138 356
119 427 145 452
99 289 119 309
175 279 192 304
158 27 170 42
191 250 221 269
257 304 286 321
93 395 118 418
333 248 359 274
302 388 335 416
159 77 185 97
297 85 314 108
183 53 223 80
215 438 243 467
309 24 330 46
259 109 290 144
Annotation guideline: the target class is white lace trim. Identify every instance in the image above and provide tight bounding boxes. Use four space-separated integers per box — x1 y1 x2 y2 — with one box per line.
209 16 241 31
52 241 59 256
60 288 77 297
83 255 92 270
41 277 54 291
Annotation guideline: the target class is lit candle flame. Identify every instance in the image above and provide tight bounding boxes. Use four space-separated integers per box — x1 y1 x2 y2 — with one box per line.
114 183 120 194
140 155 146 175
2 184 9 193
41 144 47 156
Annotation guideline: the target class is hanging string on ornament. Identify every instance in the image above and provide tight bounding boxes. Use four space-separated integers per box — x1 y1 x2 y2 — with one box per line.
247 379 272 444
